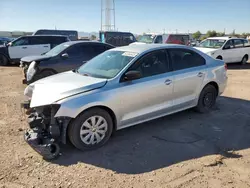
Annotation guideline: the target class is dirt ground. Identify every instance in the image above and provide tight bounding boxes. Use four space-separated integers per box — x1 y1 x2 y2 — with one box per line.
0 64 250 188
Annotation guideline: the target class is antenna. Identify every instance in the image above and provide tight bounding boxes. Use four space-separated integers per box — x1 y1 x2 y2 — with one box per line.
101 0 116 31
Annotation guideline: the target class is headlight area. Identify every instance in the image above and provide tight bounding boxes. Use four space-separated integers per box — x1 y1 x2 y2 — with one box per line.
26 61 37 82
24 104 71 160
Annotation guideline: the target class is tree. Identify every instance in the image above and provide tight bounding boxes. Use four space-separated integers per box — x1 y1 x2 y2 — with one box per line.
217 32 225 37
206 30 217 37
200 35 207 41
193 31 201 40
90 35 97 40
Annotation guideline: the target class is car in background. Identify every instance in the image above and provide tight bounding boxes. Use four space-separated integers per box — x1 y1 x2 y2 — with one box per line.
23 44 227 159
99 31 136 46
133 33 190 45
0 37 12 45
21 41 114 84
0 35 70 66
195 37 250 64
33 29 78 41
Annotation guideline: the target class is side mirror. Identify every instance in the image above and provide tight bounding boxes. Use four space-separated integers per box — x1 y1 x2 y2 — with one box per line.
124 70 141 81
6 42 12 47
61 53 69 59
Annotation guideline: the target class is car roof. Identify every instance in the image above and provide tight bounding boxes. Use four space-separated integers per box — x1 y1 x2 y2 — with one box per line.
110 44 186 53
26 35 68 38
207 36 237 40
62 41 114 46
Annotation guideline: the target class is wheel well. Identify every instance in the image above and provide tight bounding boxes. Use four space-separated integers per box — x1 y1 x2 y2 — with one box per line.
243 54 248 60
216 56 223 60
205 81 219 96
39 68 57 74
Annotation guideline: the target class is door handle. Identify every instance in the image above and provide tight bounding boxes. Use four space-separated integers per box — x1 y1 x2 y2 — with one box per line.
22 47 27 49
43 46 48 47
164 79 172 85
197 72 204 77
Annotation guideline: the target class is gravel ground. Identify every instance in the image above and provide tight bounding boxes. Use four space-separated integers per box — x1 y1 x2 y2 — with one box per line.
0 64 250 188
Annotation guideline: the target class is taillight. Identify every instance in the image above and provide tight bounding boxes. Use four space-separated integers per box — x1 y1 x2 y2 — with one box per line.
224 63 227 70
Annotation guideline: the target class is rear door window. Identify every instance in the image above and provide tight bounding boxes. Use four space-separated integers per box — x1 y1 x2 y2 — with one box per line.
169 49 205 71
92 44 113 55
29 36 48 45
233 39 244 48
79 44 96 60
46 36 68 48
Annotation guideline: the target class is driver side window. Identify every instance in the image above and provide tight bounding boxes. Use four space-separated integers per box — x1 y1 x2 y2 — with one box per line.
12 37 29 46
224 40 234 49
129 50 169 78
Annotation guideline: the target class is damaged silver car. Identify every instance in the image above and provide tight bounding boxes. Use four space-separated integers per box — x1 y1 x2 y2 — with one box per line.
22 44 227 159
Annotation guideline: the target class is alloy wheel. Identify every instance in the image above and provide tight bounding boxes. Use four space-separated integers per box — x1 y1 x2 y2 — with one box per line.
80 116 108 145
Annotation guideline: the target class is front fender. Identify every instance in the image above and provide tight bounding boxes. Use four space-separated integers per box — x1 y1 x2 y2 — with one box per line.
54 90 118 119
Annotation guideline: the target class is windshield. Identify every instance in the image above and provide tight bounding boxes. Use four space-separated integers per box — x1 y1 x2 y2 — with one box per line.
77 50 138 79
45 43 70 56
199 39 226 48
137 34 155 44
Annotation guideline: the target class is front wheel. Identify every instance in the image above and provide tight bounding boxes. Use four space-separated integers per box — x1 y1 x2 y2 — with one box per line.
195 85 217 113
0 55 9 66
68 108 113 151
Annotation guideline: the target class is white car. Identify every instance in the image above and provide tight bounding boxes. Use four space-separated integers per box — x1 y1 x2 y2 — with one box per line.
0 35 69 66
195 37 250 64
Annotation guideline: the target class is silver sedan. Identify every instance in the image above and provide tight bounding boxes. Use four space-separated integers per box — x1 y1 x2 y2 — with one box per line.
23 44 227 159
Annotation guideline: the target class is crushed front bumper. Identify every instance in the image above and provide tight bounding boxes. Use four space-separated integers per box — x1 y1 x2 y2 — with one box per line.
24 129 60 160
23 108 70 160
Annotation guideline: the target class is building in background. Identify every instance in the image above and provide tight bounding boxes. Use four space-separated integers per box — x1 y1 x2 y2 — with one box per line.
0 31 33 38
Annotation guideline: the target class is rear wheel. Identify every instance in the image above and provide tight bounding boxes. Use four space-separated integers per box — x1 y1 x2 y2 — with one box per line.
68 108 113 151
0 55 9 66
241 55 248 65
195 85 217 113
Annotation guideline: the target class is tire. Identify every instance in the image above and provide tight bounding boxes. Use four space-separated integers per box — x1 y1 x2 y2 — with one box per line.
0 55 9 66
241 55 248 65
31 70 56 82
68 108 113 151
195 85 217 113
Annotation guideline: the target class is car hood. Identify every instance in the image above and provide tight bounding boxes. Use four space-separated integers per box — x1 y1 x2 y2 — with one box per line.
21 54 52 62
129 42 147 45
194 47 218 54
28 71 107 108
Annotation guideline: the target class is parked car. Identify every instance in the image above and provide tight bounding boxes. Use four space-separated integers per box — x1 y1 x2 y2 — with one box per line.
0 37 12 45
22 44 227 159
132 34 190 45
21 41 114 84
0 35 70 66
195 37 250 64
99 31 136 46
33 29 78 41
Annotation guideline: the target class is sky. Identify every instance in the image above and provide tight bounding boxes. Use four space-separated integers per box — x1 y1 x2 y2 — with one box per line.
0 0 250 34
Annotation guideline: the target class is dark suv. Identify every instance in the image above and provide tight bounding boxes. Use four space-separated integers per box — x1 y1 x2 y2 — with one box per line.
21 41 114 84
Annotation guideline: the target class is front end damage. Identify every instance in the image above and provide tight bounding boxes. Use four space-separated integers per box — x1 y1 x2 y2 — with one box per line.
24 104 71 160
